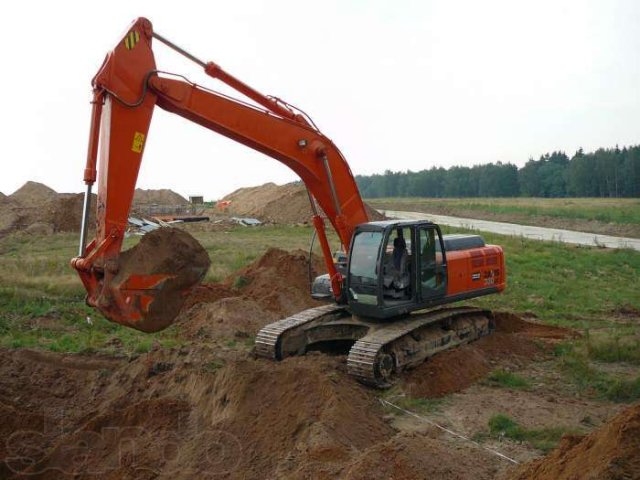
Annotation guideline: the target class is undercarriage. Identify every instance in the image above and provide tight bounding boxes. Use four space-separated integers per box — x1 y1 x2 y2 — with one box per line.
255 304 494 387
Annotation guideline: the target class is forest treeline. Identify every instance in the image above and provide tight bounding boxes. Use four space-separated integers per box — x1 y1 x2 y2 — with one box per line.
356 145 640 198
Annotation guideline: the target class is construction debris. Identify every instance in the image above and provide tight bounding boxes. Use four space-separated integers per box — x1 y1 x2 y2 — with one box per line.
231 217 262 226
127 216 162 235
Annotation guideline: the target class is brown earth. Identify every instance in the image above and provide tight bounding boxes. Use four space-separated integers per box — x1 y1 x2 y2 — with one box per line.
508 403 640 480
0 300 590 480
35 193 97 233
9 181 57 204
0 196 20 237
222 182 385 224
0 247 627 479
1 182 188 237
0 348 396 480
179 248 326 340
133 188 188 205
113 228 211 332
343 432 501 479
1 182 97 236
402 312 575 398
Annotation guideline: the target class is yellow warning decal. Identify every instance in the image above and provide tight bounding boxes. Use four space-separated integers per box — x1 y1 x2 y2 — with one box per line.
131 132 145 153
124 30 140 50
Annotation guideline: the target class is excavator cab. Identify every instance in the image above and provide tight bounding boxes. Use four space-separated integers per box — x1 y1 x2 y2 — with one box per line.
347 220 449 319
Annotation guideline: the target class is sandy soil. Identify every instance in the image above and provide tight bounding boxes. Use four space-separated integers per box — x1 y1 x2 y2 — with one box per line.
0 247 635 479
222 182 385 224
0 182 188 237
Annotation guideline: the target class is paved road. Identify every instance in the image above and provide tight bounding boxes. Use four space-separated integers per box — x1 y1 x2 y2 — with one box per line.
381 210 640 252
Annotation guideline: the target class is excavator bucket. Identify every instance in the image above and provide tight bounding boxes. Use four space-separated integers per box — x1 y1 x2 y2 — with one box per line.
81 228 211 333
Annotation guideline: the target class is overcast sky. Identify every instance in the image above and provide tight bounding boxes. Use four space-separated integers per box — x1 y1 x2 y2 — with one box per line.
1 0 639 199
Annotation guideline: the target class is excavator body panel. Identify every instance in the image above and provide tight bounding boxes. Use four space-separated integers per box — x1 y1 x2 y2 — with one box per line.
346 220 505 319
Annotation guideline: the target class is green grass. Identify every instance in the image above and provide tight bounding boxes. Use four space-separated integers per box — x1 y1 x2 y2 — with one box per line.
0 226 323 355
485 413 578 453
1 223 639 364
369 197 640 237
202 358 225 373
554 342 640 402
380 387 446 415
369 197 640 225
586 336 640 364
446 226 640 329
232 275 250 289
486 369 530 389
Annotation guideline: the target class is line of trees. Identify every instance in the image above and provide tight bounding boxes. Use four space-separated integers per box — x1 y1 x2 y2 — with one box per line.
356 145 640 198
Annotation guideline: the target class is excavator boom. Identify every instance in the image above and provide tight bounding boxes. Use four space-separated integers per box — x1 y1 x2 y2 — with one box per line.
72 17 367 331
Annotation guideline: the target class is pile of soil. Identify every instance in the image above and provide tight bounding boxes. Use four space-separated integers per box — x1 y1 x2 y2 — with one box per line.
344 432 500 479
9 181 57 204
35 193 96 233
112 228 211 332
0 182 96 236
222 182 385 224
0 348 395 479
0 195 20 237
402 312 574 398
133 188 188 205
509 403 640 480
179 248 326 340
1 181 189 237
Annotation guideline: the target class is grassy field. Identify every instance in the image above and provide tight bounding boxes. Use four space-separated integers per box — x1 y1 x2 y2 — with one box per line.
369 197 640 238
1 224 639 401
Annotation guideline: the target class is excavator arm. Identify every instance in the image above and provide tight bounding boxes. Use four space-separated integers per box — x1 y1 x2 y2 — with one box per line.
71 17 368 331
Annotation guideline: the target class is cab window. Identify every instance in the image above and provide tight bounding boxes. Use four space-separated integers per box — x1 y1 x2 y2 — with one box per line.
348 231 383 304
419 227 446 297
382 227 412 304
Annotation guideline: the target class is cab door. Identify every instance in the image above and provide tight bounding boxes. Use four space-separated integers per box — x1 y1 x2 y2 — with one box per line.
418 226 447 301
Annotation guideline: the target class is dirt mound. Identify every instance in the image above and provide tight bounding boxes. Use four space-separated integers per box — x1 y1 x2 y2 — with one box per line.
344 432 499 480
1 182 97 236
178 248 326 341
509 403 640 480
181 296 279 340
402 312 574 398
33 193 97 233
133 188 188 205
222 181 385 224
113 227 211 332
230 247 325 315
0 204 20 237
9 181 57 205
493 311 577 339
1 348 395 479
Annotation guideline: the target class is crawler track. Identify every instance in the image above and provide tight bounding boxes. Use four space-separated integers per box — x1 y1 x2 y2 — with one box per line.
256 304 493 388
255 304 347 359
347 306 493 387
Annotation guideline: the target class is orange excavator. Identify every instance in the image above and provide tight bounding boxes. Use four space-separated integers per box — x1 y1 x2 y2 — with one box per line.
72 18 506 387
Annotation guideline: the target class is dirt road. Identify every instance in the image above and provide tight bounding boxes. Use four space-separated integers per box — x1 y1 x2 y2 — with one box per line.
382 210 640 251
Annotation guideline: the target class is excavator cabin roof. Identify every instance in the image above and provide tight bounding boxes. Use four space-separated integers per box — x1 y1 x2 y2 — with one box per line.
357 219 436 231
